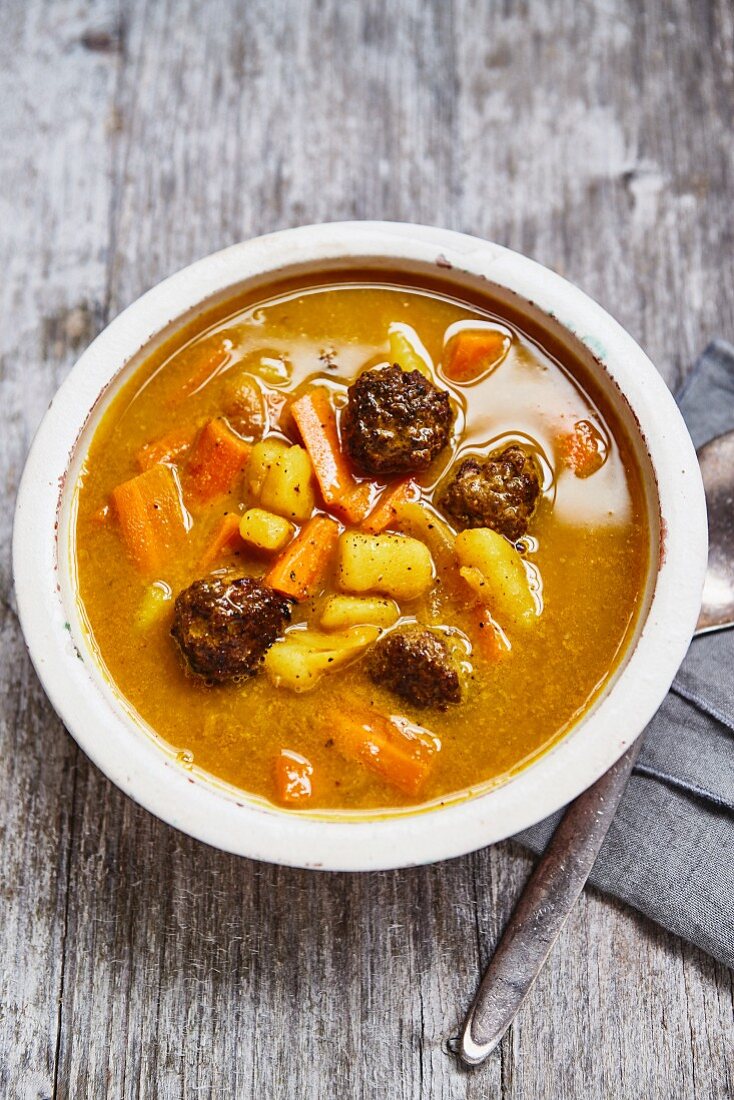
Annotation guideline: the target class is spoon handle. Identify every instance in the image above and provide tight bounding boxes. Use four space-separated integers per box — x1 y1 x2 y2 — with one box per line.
459 738 642 1066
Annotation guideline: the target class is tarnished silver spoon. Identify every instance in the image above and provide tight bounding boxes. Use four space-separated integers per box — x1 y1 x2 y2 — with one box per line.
458 429 734 1067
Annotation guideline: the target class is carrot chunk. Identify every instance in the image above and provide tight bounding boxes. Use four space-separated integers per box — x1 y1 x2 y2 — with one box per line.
291 388 371 523
136 425 197 472
169 343 230 406
332 705 439 796
275 750 314 805
362 479 417 534
557 419 607 478
443 328 510 383
185 418 252 503
473 606 512 661
197 513 244 570
111 463 188 574
265 515 339 601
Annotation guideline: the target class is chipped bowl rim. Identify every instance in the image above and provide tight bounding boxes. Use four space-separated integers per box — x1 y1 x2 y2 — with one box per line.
12 222 707 870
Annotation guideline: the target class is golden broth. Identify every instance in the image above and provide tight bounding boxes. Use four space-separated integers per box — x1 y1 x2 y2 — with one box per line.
75 275 649 812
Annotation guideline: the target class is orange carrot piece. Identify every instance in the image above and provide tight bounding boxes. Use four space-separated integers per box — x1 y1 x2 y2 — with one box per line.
111 463 188 574
185 418 252 503
474 606 512 661
332 706 439 796
557 419 607 479
291 388 371 523
275 750 314 805
443 328 509 383
169 343 230 406
362 479 417 534
198 513 244 570
136 425 197 472
265 515 339 601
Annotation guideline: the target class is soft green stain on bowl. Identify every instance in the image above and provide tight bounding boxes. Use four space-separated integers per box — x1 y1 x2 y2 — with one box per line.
579 334 608 361
553 317 608 362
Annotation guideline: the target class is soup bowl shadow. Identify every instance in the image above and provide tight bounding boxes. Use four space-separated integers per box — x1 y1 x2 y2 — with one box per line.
12 222 707 871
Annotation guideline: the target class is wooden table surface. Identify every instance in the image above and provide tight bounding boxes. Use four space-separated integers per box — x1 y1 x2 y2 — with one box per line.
2 1 733 1097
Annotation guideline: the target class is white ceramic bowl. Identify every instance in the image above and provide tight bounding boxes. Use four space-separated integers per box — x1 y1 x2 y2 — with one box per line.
13 222 707 870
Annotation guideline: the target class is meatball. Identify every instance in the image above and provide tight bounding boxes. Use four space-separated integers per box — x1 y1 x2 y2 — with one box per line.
368 625 461 709
438 444 541 542
171 575 291 683
342 365 453 476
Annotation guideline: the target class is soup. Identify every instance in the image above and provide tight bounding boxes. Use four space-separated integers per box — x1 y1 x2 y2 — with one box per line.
74 273 649 812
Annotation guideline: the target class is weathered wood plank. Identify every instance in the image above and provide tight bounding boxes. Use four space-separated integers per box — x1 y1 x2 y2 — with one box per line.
454 0 734 391
1 0 733 1098
0 2 120 1097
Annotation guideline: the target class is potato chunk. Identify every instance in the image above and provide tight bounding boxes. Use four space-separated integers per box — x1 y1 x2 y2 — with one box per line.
388 324 432 377
135 581 172 629
455 527 538 627
393 500 456 574
337 532 434 601
258 443 316 522
320 595 400 631
239 508 294 553
248 438 290 498
264 625 380 693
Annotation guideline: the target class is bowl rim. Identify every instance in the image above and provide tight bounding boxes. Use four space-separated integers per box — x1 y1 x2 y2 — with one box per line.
12 221 707 871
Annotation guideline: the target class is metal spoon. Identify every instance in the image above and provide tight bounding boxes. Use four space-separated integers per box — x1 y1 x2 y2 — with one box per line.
458 429 734 1067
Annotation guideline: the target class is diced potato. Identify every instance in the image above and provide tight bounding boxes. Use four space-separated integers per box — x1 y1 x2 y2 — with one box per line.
135 581 172 629
239 508 294 553
388 324 432 377
258 444 316 523
337 532 434 601
320 594 400 631
264 625 380 693
455 528 538 627
393 500 456 573
392 499 464 610
248 438 290 498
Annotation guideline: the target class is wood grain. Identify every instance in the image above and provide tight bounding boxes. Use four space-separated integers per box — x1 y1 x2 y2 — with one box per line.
1 0 733 1097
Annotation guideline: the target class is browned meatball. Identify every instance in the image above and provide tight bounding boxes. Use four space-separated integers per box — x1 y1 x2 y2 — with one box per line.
342 365 453 476
368 625 461 709
438 444 541 542
171 575 291 683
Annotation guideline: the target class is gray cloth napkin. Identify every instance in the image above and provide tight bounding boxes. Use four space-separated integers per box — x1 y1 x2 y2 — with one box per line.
517 340 734 969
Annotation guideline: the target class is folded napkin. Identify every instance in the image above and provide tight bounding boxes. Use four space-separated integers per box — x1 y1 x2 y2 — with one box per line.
518 340 734 969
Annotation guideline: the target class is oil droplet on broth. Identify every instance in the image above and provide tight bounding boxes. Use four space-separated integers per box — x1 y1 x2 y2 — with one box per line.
176 749 195 770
